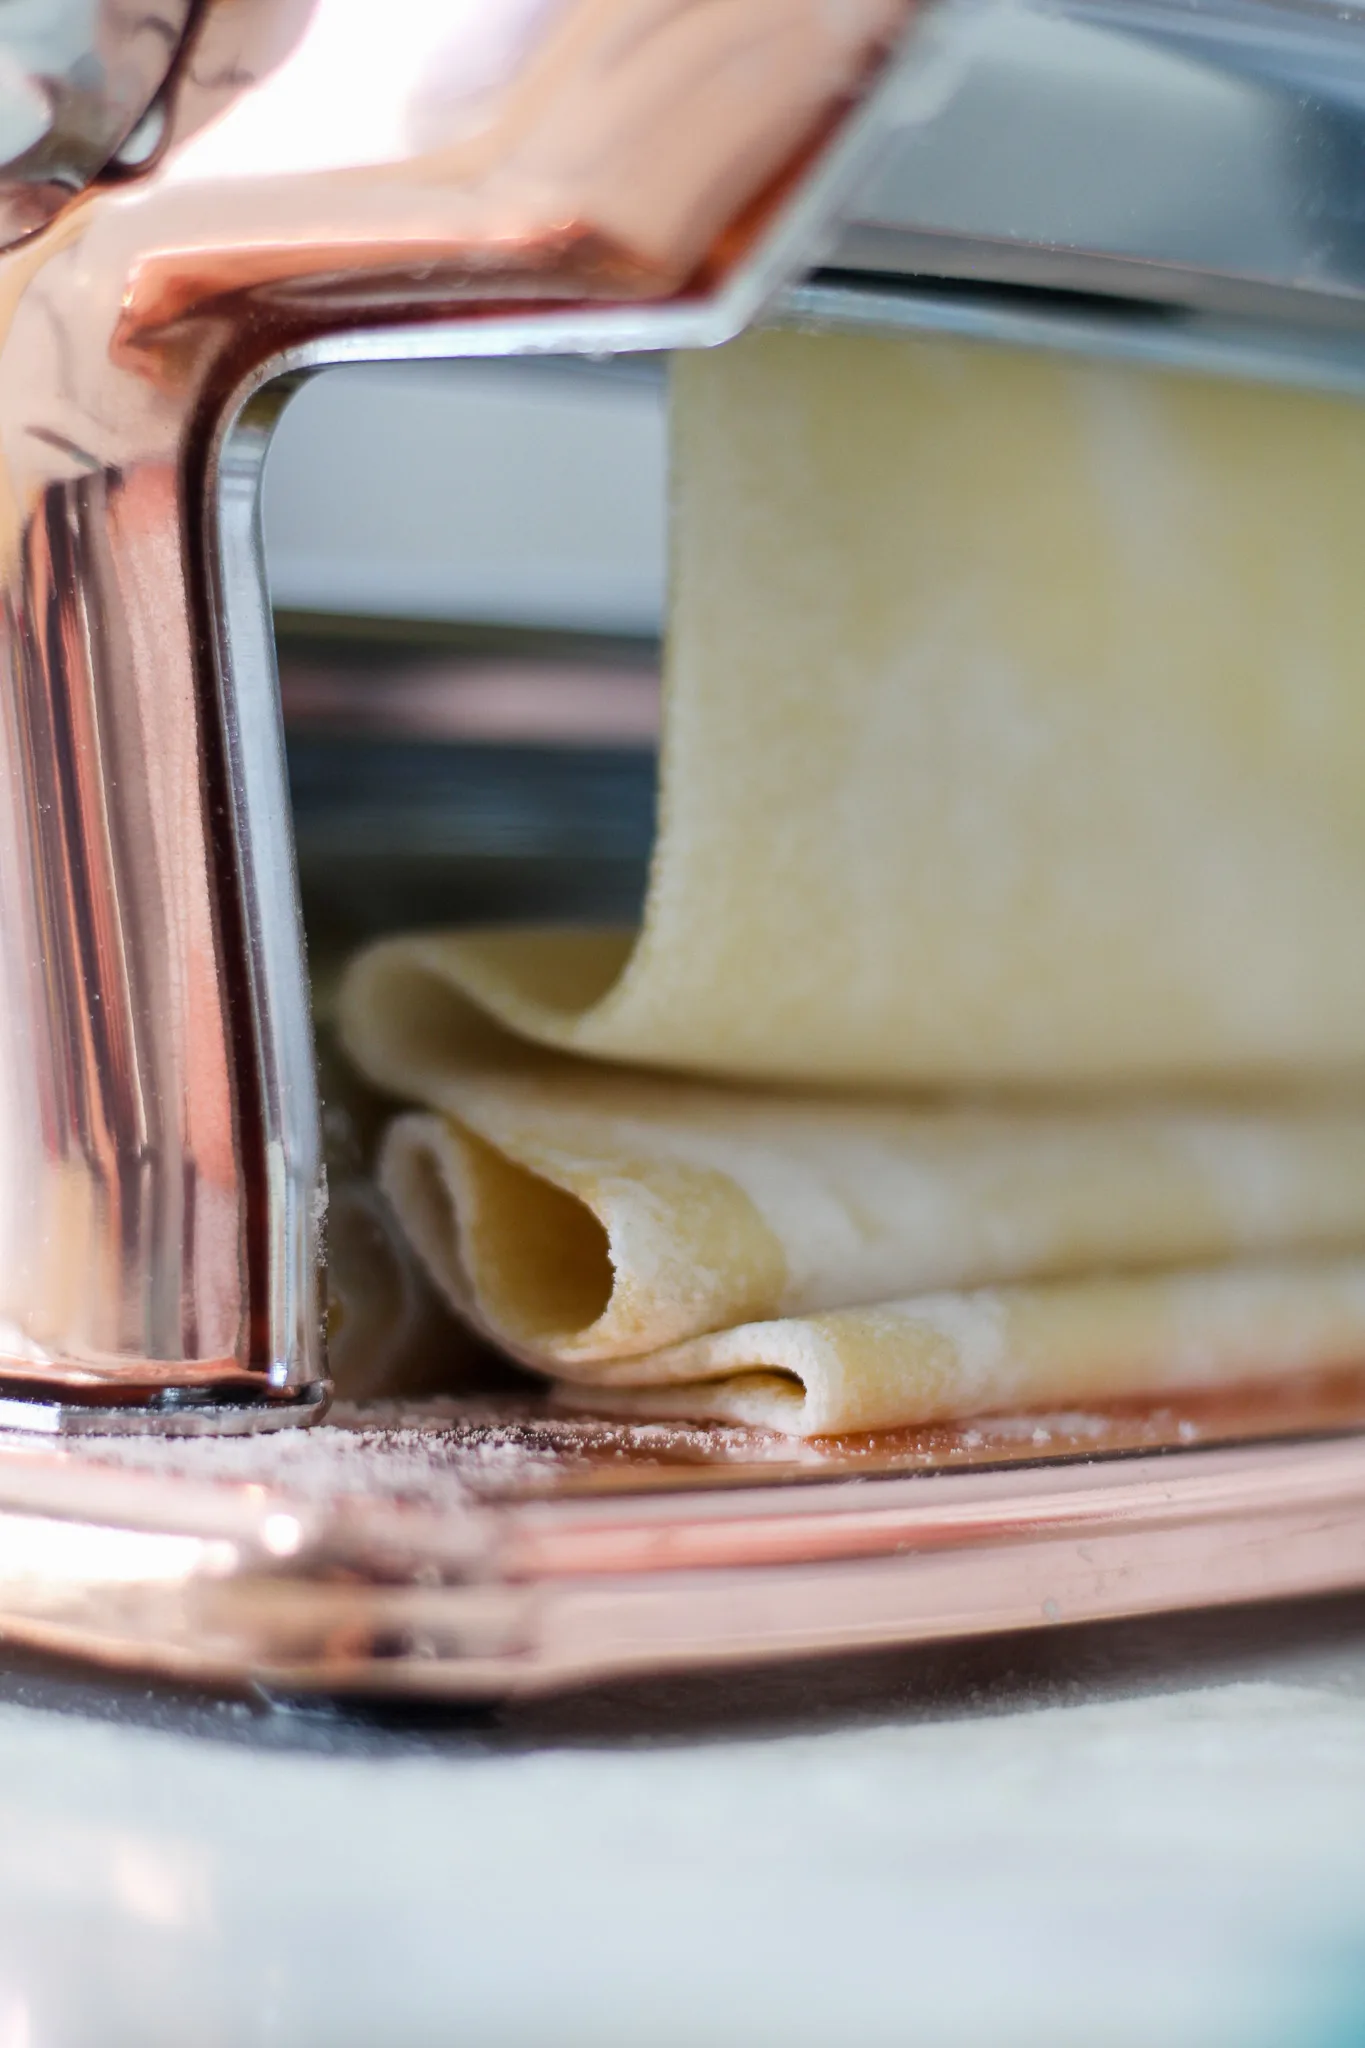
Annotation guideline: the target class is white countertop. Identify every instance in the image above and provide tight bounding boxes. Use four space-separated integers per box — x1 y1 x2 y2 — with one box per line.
3 1599 1365 2048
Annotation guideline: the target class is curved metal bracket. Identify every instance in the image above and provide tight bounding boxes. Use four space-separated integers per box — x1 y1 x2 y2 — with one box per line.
0 0 914 1429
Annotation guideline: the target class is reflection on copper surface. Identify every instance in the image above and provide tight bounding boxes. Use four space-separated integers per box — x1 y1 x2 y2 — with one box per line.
0 1511 236 1587
0 0 195 251
0 0 912 1419
0 1379 1362 1695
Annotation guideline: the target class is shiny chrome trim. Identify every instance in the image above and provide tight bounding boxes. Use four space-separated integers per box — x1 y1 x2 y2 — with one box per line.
0 1379 329 1438
778 275 1365 395
830 0 1365 330
207 379 321 1396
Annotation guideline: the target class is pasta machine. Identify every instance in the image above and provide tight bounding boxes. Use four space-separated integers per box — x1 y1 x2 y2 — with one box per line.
4 0 1365 1695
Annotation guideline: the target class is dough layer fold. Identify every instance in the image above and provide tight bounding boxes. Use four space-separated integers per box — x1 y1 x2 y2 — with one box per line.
335 327 1365 1432
340 941 1365 1431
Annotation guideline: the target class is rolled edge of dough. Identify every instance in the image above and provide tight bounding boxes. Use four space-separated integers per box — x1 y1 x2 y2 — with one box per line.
552 1257 1365 1436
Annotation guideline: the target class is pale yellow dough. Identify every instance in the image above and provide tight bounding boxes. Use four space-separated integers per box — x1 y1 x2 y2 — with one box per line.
339 944 1365 1428
571 1260 1365 1436
390 329 1365 1089
342 935 1365 1361
336 328 1365 1433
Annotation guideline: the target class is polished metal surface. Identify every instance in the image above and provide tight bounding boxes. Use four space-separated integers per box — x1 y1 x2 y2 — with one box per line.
1 1378 1365 1695
7 0 1365 1444
830 0 1365 328
777 271 1365 396
0 0 194 247
0 0 911 1426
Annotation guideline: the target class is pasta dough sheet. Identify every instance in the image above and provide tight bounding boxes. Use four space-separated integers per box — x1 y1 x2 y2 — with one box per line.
344 936 1365 1358
401 329 1365 1090
339 945 1365 1429
335 327 1365 1432
563 1260 1365 1436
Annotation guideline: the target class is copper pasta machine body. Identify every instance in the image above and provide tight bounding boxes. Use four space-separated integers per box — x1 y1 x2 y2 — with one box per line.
3 0 1365 1431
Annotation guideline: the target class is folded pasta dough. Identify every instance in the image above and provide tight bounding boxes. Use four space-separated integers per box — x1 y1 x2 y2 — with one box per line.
390 328 1365 1089
335 326 1365 1432
338 941 1365 1424
565 1260 1365 1435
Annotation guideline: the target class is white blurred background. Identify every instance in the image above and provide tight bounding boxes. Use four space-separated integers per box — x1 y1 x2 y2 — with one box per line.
264 358 668 635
